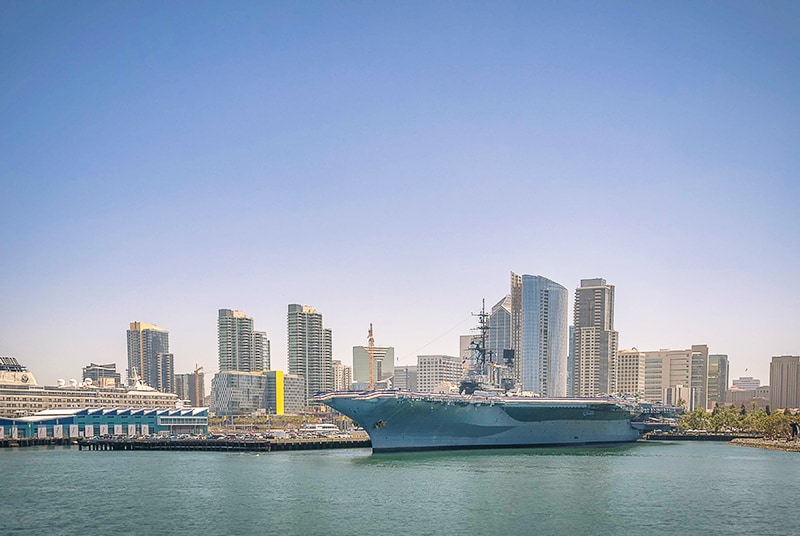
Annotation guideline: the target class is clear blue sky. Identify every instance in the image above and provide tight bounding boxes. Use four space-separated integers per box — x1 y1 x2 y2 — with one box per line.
1 1 798 387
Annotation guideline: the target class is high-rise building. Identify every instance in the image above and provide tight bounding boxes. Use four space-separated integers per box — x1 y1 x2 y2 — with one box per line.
126 322 170 390
175 369 205 406
707 354 729 407
288 304 333 405
615 349 645 397
332 360 353 391
511 273 568 396
217 309 270 373
82 363 121 388
156 353 175 394
487 295 512 364
573 278 618 397
769 355 800 409
567 325 574 397
417 355 462 393
352 346 395 383
643 345 709 407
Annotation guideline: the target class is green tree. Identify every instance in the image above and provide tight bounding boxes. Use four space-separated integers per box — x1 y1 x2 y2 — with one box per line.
679 406 709 431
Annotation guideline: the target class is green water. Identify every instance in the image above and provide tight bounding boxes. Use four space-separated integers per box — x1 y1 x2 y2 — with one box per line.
1 441 798 535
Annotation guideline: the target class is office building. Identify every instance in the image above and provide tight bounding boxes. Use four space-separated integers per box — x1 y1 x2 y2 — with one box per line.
487 295 513 367
573 278 618 397
567 325 574 397
332 360 352 392
769 355 800 409
211 371 268 416
126 322 171 390
82 363 121 388
175 369 205 407
643 345 709 408
511 273 568 396
732 377 761 391
264 370 306 414
459 335 473 363
648 345 709 406
615 349 646 397
664 384 697 411
353 346 395 383
393 365 418 391
707 354 729 407
288 304 333 404
218 309 270 373
417 355 462 393
726 385 770 411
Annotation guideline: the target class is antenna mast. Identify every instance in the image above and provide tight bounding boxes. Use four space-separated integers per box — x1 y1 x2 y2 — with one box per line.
368 323 375 390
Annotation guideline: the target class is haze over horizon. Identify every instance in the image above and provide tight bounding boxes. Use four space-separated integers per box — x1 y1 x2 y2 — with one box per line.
2 2 798 388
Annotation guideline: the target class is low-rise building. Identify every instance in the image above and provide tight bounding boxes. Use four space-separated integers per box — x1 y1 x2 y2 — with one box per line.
0 407 208 439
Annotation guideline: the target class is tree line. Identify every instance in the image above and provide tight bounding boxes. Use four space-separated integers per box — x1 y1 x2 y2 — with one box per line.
679 404 798 439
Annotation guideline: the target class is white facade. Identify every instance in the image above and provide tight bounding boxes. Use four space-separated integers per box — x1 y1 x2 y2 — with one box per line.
732 376 761 391
332 360 352 392
615 349 645 397
417 355 462 393
643 345 708 407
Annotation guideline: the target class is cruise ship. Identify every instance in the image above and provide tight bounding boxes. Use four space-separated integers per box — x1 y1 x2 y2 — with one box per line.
0 357 181 418
316 303 640 452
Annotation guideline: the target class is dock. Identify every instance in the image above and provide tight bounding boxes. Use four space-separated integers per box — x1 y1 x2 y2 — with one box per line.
78 437 371 452
0 437 78 448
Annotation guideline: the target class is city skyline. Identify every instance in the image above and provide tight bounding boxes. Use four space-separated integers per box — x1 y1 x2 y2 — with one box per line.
1 3 798 387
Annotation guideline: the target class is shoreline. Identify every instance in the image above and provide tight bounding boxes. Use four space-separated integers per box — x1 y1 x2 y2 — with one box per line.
730 438 800 452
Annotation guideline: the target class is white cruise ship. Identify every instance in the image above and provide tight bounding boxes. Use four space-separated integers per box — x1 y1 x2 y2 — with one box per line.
0 357 180 418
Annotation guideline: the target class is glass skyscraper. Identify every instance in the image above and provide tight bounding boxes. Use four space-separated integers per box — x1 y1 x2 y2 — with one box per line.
511 274 568 397
487 295 513 384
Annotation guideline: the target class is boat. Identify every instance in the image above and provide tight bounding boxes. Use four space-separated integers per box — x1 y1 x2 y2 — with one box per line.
316 302 641 452
317 390 640 452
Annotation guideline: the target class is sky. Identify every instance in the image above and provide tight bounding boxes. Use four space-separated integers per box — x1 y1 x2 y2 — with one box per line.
1 1 798 389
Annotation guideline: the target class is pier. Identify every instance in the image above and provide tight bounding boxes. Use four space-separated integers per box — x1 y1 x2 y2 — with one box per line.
0 437 78 448
79 437 371 452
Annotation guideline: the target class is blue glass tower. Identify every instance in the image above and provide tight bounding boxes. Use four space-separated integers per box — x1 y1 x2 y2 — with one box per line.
518 275 568 397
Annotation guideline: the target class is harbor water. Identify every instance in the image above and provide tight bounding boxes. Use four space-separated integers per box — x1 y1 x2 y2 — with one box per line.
2 441 799 535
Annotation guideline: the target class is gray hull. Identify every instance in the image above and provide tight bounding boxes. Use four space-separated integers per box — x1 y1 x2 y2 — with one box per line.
317 391 641 452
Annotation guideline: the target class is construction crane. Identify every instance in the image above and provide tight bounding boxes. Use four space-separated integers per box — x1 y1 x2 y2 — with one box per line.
368 323 375 390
